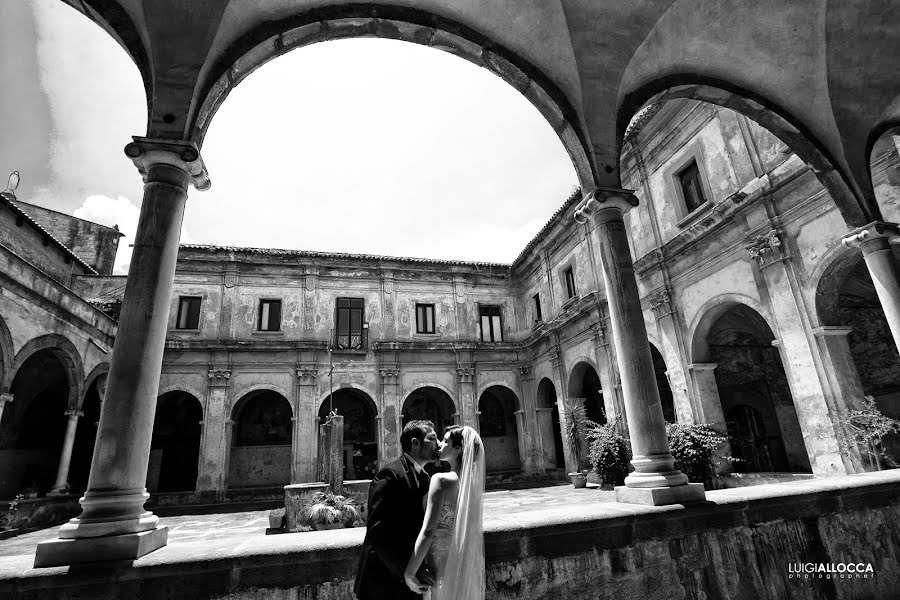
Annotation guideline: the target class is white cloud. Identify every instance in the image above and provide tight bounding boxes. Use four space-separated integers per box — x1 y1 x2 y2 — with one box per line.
74 195 194 275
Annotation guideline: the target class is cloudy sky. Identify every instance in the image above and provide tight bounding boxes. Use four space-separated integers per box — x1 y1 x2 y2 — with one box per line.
1 1 577 274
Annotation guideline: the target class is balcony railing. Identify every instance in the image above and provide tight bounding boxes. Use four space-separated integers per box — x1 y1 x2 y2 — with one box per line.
335 328 367 352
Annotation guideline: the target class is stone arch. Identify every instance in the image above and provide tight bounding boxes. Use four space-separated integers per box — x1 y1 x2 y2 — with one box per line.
69 368 109 494
566 359 606 425
320 386 379 480
192 8 595 190
80 364 110 409
11 334 84 409
0 315 12 392
228 388 294 488
477 384 522 473
402 386 457 436
810 243 868 328
477 379 519 401
148 390 203 493
618 79 873 226
228 383 294 419
648 343 676 423
689 294 774 364
536 377 565 470
697 301 812 473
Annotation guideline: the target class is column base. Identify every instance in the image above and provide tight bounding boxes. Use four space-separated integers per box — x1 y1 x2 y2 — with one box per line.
615 482 706 506
34 526 168 568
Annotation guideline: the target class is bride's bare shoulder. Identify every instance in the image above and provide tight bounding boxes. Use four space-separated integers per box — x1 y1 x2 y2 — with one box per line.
432 471 459 490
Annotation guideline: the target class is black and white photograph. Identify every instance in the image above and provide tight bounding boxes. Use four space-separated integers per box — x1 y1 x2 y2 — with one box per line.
0 2 898 598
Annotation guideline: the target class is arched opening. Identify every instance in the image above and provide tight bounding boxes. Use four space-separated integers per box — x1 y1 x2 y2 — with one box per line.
319 388 378 480
69 374 105 493
816 249 900 462
0 350 69 497
567 361 606 425
649 344 676 423
536 378 564 469
146 391 203 493
706 304 811 473
229 390 293 488
478 385 521 473
402 387 456 437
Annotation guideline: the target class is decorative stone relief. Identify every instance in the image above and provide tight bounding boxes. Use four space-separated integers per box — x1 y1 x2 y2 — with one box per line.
296 364 318 385
207 367 232 387
517 364 532 380
746 229 787 267
650 288 675 318
456 365 475 383
548 346 561 368
590 323 607 347
223 272 238 288
379 367 400 384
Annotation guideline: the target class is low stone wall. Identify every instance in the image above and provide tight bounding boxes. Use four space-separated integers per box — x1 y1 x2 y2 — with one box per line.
0 495 80 534
2 471 899 599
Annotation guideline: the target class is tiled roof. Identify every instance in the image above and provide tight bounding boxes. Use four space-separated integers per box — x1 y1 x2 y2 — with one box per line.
178 244 513 270
0 192 98 275
623 102 662 142
510 186 582 268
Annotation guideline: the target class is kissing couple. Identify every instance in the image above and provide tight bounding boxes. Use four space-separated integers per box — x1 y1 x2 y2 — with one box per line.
355 420 485 600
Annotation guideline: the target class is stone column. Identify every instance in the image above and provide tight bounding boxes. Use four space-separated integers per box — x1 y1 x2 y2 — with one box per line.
35 138 209 568
687 364 726 427
49 409 83 495
294 364 319 482
197 367 230 499
575 188 703 505
549 347 576 473
456 364 477 428
649 288 692 423
843 222 900 355
0 392 12 425
379 366 401 465
515 364 541 474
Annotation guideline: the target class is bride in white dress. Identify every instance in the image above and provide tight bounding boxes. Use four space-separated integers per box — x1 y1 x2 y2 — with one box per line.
404 425 485 600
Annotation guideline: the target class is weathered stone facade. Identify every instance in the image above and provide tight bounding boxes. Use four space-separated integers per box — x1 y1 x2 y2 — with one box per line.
2 100 899 502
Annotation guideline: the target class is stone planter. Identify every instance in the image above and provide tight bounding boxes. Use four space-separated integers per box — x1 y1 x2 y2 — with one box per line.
312 522 344 531
284 483 329 532
569 472 587 488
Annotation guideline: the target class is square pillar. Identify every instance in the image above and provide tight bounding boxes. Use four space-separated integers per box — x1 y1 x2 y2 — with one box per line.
197 367 230 498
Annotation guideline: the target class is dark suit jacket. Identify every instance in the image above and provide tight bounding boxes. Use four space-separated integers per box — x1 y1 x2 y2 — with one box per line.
354 454 430 600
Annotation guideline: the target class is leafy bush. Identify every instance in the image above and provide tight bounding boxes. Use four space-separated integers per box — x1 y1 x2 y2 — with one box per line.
665 423 728 485
563 397 600 470
298 491 362 527
587 423 631 486
835 395 900 470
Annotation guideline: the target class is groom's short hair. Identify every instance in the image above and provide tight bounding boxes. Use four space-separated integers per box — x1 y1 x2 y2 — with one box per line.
400 420 434 452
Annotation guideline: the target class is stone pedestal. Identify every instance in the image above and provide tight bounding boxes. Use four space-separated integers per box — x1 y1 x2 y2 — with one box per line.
49 409 83 495
575 188 703 506
34 138 208 568
320 415 344 494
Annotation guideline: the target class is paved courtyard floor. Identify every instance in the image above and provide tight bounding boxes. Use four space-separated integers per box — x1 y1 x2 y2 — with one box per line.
0 483 615 566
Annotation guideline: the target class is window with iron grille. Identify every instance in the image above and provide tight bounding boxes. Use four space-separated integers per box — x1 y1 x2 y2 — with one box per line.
175 296 201 330
533 293 542 322
564 267 577 299
257 299 282 332
416 303 435 334
479 305 503 342
678 159 706 213
336 297 365 350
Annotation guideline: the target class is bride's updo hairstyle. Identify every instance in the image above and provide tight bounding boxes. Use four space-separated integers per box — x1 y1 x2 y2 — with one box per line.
444 425 480 459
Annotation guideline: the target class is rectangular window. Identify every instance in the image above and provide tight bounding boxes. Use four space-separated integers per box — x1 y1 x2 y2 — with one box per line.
336 297 365 350
533 293 542 323
479 305 503 342
678 160 706 213
564 267 577 299
257 299 282 332
416 303 435 334
175 296 201 330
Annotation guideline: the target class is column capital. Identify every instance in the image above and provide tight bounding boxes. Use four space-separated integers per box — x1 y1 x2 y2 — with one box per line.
516 364 533 381
548 345 562 368
0 392 12 405
64 409 84 420
207 367 232 388
124 137 210 191
745 229 788 268
649 287 676 319
296 364 318 385
842 221 900 255
573 187 639 223
379 366 400 384
590 322 607 346
456 364 476 383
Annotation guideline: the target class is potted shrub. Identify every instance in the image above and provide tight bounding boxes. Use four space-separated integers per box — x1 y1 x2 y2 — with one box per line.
563 397 597 488
665 423 729 487
587 422 631 488
298 491 362 530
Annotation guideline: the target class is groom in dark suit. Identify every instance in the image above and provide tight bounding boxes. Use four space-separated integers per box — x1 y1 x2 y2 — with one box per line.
355 420 439 600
